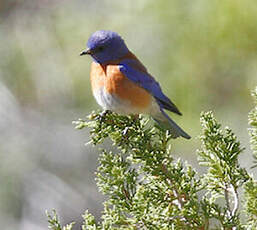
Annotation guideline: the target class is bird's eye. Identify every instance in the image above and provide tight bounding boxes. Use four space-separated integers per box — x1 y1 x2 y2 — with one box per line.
98 46 104 52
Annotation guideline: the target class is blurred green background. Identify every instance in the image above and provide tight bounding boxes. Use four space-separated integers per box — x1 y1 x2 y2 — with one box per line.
0 0 256 229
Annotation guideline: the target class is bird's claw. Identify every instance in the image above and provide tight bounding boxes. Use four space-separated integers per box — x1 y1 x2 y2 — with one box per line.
98 110 111 123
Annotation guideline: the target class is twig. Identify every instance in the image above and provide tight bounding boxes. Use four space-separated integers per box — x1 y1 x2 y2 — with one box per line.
231 185 239 216
231 185 239 230
224 183 232 217
224 183 239 230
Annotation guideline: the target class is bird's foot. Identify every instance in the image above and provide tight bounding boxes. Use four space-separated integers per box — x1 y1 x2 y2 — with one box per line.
100 109 111 117
132 114 139 120
98 110 111 124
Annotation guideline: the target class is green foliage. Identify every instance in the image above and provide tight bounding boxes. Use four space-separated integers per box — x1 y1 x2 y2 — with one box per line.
75 112 204 229
243 86 257 229
249 87 257 167
46 210 75 230
47 89 257 229
82 210 98 230
198 112 249 228
244 178 257 229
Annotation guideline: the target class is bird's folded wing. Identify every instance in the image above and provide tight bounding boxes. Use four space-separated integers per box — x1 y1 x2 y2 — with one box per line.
119 59 182 115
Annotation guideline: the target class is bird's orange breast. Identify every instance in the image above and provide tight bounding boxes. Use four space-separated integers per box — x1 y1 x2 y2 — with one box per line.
90 62 151 109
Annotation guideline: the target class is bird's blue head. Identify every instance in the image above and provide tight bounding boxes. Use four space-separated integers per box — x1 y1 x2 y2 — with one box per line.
80 30 129 64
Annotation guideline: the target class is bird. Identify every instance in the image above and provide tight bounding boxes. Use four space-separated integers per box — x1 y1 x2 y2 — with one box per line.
80 30 190 139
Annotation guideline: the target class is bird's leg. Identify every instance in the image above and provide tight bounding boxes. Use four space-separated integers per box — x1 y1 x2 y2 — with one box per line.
99 110 111 123
132 114 139 121
100 109 111 118
131 114 140 127
133 114 139 119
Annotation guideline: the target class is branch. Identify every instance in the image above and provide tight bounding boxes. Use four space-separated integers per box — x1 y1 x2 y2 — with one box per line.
231 185 239 217
224 183 232 217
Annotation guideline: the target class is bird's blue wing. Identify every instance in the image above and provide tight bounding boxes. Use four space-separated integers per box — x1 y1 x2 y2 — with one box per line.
119 59 182 115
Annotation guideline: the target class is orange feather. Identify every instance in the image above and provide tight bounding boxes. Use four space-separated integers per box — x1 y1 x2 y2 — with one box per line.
90 62 151 109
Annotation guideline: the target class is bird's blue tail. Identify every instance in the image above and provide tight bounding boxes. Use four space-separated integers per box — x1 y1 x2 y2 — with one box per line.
153 109 191 139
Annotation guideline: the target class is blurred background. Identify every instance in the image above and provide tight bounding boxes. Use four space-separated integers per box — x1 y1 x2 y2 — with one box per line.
0 0 256 229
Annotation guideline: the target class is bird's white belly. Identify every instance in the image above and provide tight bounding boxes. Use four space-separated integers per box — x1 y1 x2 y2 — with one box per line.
93 87 155 115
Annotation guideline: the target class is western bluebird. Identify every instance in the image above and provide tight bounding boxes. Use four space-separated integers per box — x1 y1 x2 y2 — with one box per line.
80 30 190 139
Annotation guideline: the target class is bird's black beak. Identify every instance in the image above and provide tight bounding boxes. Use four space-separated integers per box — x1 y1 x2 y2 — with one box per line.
80 48 91 56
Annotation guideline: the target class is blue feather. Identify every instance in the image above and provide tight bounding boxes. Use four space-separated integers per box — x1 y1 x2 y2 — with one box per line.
119 60 182 115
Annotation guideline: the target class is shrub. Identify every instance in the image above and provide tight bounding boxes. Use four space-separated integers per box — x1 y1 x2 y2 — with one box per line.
47 87 257 230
